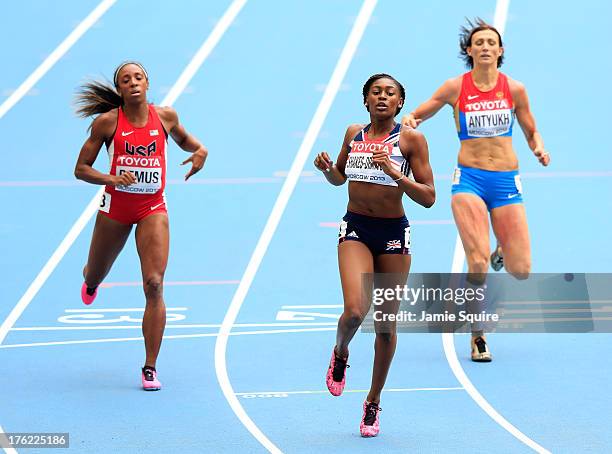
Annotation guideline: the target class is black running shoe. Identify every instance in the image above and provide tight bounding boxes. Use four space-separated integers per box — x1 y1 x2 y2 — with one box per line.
490 247 504 272
471 336 492 362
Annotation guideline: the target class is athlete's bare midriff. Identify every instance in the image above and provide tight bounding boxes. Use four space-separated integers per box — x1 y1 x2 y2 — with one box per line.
458 136 518 171
347 182 405 218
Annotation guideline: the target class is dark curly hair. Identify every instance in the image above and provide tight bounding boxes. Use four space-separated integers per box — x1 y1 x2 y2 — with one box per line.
362 73 405 115
459 18 504 69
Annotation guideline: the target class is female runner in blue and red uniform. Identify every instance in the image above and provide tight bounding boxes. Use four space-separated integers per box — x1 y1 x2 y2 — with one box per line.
74 62 208 390
315 74 435 437
402 19 550 361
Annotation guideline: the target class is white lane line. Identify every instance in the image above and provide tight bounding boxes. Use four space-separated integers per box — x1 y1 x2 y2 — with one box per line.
63 307 187 313
0 0 247 348
441 3 550 453
2 170 610 188
493 0 511 36
0 327 336 349
161 0 246 107
442 336 550 454
214 1 377 453
450 233 465 273
319 220 454 228
100 279 239 287
0 0 117 120
0 424 17 454
0 194 101 346
236 387 464 396
11 322 338 331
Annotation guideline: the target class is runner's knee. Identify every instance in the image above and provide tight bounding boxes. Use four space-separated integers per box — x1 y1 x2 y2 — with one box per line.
506 259 531 280
466 253 489 276
375 331 396 344
342 305 367 329
143 275 164 300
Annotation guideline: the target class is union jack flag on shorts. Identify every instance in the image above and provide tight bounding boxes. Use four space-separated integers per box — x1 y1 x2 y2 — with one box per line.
386 240 402 251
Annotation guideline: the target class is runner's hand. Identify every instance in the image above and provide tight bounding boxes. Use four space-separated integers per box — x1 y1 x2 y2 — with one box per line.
111 171 137 186
314 151 333 172
373 149 399 178
182 149 207 181
401 113 421 129
534 148 550 166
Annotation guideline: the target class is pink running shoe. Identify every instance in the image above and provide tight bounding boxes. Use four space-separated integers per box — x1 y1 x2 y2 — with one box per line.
325 347 349 396
360 400 381 437
141 367 162 391
80 282 98 305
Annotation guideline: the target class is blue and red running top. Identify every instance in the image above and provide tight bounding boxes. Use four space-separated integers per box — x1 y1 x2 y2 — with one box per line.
454 71 515 141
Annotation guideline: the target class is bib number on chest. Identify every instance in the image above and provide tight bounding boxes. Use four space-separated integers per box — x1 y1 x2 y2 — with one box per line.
115 166 162 194
465 109 512 137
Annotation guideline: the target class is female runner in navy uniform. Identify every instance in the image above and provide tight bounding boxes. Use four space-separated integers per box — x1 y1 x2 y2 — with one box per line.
314 74 435 436
402 19 550 361
74 62 208 390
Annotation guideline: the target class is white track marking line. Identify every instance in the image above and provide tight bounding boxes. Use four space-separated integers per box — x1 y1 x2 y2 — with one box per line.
493 0 510 36
2 169 610 188
100 279 240 287
0 0 117 120
442 336 550 453
0 425 17 453
441 2 550 453
0 327 336 349
0 0 247 348
161 0 247 107
0 194 101 346
235 387 464 396
214 1 377 453
319 220 454 228
450 232 466 273
63 307 187 313
11 322 337 331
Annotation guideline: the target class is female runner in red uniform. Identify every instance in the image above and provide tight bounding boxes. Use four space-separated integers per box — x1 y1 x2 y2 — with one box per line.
74 62 208 390
315 74 435 436
402 19 550 361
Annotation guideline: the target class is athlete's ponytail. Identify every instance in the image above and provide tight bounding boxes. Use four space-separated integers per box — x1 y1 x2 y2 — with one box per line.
74 80 123 118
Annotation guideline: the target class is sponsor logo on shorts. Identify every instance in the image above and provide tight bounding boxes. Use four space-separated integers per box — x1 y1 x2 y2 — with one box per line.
347 231 359 238
507 193 520 199
150 202 165 210
386 240 402 251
